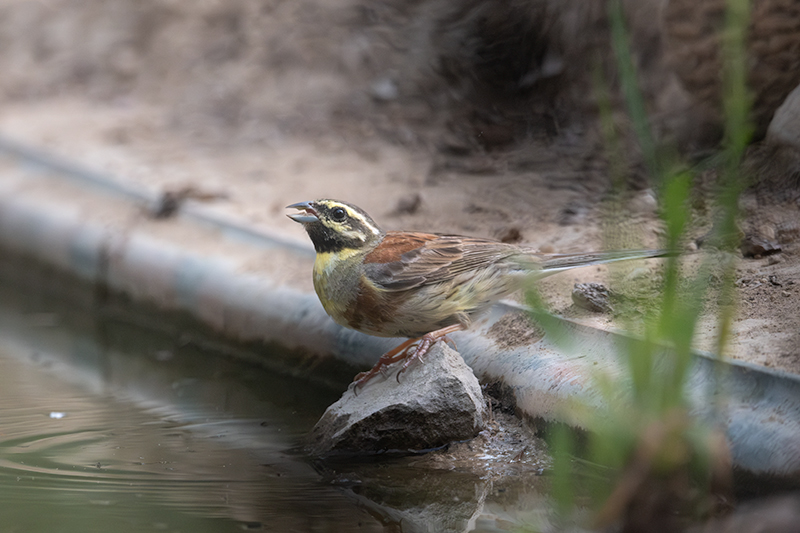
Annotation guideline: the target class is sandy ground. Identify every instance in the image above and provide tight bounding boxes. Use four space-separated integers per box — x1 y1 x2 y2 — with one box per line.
0 0 798 374
1 96 797 376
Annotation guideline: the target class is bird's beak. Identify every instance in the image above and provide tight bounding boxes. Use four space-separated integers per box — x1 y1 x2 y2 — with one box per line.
286 201 319 224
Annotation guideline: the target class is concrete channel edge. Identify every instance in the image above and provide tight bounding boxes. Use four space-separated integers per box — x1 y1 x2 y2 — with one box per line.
1 136 799 480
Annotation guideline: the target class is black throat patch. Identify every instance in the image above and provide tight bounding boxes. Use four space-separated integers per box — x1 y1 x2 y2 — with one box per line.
305 222 365 254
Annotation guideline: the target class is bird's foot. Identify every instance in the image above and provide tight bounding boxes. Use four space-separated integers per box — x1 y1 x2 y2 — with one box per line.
352 324 463 390
352 337 418 390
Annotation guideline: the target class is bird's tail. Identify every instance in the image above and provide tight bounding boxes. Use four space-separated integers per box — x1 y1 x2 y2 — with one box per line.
531 248 673 277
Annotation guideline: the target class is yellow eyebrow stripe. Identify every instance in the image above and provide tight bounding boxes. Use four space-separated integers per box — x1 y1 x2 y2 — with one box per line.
341 207 377 233
318 200 381 236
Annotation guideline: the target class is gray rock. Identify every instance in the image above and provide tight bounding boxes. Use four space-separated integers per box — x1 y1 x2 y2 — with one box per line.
307 343 487 456
768 82 800 149
572 282 613 313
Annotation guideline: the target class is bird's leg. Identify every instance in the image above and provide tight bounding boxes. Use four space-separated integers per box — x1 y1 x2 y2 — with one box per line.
353 337 419 389
352 324 463 389
396 324 463 382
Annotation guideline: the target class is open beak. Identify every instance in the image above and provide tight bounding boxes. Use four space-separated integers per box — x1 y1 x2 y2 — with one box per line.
286 201 319 224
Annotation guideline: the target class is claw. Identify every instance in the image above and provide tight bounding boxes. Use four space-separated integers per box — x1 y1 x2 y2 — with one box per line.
351 324 464 388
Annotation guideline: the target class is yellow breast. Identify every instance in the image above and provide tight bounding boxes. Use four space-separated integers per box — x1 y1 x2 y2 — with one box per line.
312 249 364 326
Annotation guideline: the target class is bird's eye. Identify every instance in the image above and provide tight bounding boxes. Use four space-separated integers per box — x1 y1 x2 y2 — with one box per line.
331 207 347 221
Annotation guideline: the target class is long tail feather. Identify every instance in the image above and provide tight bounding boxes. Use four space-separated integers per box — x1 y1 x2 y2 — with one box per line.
536 248 673 275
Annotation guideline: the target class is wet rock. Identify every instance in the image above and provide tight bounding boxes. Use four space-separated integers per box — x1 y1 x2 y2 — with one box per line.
572 282 613 313
317 412 548 533
307 343 487 457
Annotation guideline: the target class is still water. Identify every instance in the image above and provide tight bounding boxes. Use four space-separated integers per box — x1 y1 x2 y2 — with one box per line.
0 257 553 532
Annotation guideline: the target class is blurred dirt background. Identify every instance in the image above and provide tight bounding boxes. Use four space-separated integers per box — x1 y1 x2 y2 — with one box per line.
0 0 798 371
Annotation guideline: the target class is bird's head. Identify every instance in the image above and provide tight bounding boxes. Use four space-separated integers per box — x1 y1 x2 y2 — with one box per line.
287 199 384 253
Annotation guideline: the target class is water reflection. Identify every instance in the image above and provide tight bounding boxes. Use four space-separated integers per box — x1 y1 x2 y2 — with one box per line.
0 256 555 532
315 436 556 533
0 268 379 532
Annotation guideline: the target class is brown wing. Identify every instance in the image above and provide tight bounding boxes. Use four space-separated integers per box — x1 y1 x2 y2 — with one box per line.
363 231 521 291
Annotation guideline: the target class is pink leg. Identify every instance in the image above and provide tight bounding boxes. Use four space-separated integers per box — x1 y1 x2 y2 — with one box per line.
395 324 462 382
352 337 419 389
352 324 464 390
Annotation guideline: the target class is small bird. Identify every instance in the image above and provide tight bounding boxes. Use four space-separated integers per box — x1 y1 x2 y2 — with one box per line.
288 199 667 388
